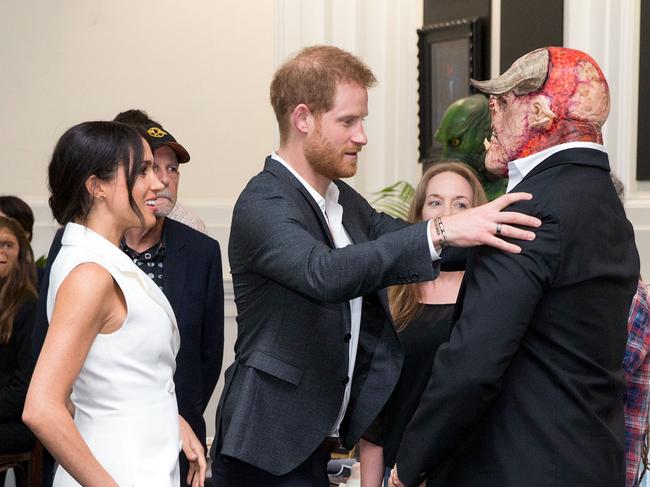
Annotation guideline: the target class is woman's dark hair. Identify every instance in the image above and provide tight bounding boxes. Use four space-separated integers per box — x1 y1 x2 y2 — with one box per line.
0 196 34 242
0 216 36 343
48 121 146 225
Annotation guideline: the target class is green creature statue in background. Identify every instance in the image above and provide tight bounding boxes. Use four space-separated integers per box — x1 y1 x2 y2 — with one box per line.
372 95 505 217
434 94 507 200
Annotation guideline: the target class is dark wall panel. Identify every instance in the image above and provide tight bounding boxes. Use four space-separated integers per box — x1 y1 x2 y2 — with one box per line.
423 0 491 76
638 0 650 180
424 0 490 23
500 0 563 73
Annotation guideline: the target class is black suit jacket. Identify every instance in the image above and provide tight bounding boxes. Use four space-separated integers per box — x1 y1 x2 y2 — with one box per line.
214 156 439 475
33 219 224 452
397 148 640 486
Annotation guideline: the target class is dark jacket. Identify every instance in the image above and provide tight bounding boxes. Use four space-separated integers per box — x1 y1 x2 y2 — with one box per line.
214 156 439 476
397 148 640 487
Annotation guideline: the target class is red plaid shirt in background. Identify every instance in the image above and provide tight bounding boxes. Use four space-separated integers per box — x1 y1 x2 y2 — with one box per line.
624 280 650 487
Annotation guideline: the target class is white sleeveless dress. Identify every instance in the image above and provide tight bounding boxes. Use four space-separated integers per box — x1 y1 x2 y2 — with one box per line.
48 223 181 487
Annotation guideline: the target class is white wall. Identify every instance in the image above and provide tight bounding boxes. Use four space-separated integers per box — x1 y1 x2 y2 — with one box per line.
563 0 650 278
0 0 277 263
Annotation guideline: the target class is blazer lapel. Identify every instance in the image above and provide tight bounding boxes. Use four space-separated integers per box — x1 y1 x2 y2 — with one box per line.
264 156 335 247
162 221 187 316
337 186 393 314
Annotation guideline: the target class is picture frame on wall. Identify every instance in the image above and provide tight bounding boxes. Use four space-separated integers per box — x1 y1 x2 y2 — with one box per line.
417 18 484 164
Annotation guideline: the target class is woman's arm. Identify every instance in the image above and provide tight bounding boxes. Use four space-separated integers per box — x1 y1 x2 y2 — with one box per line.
360 438 386 487
23 263 125 487
179 415 206 487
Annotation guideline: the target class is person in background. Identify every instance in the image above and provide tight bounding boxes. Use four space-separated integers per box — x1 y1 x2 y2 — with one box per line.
0 216 37 485
359 162 487 487
114 109 206 233
611 174 650 487
626 280 650 487
0 196 35 242
0 195 44 284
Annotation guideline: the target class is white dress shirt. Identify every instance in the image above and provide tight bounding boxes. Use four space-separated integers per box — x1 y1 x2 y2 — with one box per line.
506 141 607 192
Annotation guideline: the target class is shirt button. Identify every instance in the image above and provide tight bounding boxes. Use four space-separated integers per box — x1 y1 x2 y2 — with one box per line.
344 333 352 343
342 376 349 385
167 381 175 394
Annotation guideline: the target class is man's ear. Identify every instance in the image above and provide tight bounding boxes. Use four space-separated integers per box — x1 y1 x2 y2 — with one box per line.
290 103 314 135
530 95 556 129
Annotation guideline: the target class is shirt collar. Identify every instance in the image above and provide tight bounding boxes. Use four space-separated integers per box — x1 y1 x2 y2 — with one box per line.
62 223 138 274
271 151 340 213
119 225 167 258
506 141 607 192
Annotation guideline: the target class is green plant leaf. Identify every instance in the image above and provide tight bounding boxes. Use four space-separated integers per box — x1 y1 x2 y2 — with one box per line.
370 180 415 220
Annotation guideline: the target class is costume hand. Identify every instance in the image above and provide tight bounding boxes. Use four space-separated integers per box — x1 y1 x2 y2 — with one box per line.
389 465 406 487
432 192 541 253
179 416 206 487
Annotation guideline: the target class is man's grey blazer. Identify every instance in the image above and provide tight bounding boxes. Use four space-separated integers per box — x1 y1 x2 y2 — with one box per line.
213 157 438 475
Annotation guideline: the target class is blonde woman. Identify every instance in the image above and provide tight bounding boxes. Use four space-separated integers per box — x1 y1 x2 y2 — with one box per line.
360 162 487 487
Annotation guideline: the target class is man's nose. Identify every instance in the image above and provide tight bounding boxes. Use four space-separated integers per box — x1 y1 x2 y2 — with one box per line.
155 168 170 186
351 124 368 146
150 172 165 191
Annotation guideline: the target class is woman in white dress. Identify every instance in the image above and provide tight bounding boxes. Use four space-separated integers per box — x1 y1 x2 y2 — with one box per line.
23 121 206 487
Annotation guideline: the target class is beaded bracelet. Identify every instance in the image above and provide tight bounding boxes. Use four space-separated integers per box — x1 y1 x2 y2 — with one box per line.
433 216 448 248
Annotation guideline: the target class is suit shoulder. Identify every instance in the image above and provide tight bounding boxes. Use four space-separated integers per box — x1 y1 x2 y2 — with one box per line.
241 168 282 195
529 164 611 205
165 218 221 252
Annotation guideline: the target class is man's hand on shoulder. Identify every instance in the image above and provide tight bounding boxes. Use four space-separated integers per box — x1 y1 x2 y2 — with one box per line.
430 192 541 254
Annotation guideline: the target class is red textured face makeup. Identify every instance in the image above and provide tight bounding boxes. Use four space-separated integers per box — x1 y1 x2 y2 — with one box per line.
482 47 610 176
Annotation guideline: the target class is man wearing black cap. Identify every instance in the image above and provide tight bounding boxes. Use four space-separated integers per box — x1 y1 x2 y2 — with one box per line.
117 112 224 487
33 111 224 487
114 110 206 232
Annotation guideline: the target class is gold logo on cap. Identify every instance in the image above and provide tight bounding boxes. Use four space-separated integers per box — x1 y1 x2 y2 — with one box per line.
147 127 167 138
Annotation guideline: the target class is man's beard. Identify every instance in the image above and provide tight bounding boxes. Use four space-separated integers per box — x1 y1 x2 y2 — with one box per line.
304 127 359 180
153 188 175 218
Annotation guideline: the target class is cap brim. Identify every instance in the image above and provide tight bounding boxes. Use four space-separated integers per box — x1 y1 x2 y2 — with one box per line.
161 142 191 164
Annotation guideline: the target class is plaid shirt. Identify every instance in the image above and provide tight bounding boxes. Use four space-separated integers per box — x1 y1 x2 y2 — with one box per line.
624 280 650 487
